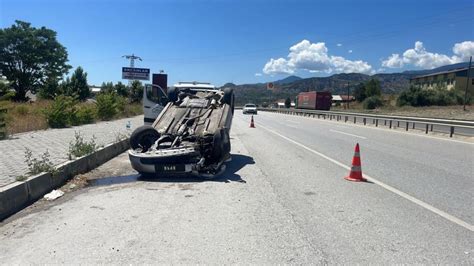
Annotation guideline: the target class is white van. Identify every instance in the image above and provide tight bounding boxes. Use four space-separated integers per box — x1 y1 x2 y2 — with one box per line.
143 81 217 124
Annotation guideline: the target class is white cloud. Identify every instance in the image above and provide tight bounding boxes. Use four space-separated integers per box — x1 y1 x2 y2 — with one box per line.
254 73 262 77
263 40 373 75
452 41 474 61
348 50 353 53
382 41 474 69
263 58 294 74
337 43 342 47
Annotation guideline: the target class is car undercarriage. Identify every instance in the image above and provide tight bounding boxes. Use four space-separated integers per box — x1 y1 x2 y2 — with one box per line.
129 87 234 178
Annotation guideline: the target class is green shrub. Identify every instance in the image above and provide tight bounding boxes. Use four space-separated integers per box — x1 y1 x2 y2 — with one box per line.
75 104 96 125
363 96 383 110
96 92 119 120
44 95 77 128
68 131 97 159
24 148 56 175
397 85 466 107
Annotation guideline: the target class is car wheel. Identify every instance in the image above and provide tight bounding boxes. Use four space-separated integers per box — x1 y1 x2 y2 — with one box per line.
130 125 160 152
167 87 179 103
222 87 233 105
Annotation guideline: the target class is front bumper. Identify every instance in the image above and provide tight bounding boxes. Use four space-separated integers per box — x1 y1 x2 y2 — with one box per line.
128 147 200 176
243 109 257 114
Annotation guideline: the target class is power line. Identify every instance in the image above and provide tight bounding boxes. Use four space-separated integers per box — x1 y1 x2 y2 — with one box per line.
122 54 142 68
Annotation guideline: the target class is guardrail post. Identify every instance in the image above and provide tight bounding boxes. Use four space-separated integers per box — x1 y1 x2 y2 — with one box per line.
450 126 454 137
353 117 356 123
397 121 400 128
345 116 347 122
430 124 433 132
405 122 409 131
412 122 415 129
363 118 366 125
323 114 326 119
384 120 387 126
389 120 392 129
425 124 429 134
375 119 378 127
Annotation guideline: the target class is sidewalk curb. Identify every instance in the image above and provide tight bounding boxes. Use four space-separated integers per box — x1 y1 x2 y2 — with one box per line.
0 138 130 221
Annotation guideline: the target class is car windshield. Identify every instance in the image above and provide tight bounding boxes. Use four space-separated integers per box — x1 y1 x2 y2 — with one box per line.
245 104 256 107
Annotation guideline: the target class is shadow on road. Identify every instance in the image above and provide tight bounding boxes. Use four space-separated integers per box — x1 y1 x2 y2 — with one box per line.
87 154 254 187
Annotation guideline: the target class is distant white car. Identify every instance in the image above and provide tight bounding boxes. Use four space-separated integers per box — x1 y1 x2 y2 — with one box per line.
242 103 257 115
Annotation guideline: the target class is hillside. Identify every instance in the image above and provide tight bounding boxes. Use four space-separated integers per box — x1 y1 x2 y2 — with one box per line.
226 72 413 105
225 62 469 105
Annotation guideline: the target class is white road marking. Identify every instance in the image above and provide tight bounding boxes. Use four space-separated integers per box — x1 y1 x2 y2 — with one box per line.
258 123 474 232
330 129 367 139
265 112 474 145
286 124 298 129
285 120 300 124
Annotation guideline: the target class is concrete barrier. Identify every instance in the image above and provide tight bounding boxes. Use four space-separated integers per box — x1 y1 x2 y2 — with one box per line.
0 138 130 221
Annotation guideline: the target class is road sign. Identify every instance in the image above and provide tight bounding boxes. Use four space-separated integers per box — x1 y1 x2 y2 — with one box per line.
267 82 274 90
122 67 150 80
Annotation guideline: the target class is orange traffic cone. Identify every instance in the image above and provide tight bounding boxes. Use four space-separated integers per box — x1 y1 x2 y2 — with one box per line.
344 143 366 182
250 115 255 128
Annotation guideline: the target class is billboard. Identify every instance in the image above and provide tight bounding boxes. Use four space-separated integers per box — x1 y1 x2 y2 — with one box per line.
122 67 150 80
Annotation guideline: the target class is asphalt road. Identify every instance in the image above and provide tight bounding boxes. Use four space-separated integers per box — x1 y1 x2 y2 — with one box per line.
0 112 472 263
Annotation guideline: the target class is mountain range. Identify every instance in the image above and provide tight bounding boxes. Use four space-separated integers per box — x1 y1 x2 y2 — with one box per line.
224 62 469 105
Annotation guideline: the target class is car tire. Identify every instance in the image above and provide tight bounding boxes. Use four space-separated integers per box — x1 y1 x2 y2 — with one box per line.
222 87 233 105
130 125 160 152
167 87 179 103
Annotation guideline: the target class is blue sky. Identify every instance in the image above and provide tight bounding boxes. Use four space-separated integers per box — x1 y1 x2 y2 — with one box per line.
1 0 473 86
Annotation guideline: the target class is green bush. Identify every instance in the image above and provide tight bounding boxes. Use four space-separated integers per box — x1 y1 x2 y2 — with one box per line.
24 148 56 175
68 131 97 159
363 96 383 110
96 92 119 120
397 85 466 107
75 104 96 125
44 95 77 128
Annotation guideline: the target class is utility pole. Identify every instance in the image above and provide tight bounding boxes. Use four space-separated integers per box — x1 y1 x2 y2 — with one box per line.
122 54 142 86
122 54 142 68
347 85 350 109
463 56 472 111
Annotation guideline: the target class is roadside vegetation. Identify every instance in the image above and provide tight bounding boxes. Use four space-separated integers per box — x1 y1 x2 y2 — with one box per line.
0 21 143 136
68 131 97 159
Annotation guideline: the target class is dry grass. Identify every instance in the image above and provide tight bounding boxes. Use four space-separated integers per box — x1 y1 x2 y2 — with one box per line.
0 100 50 134
333 102 473 120
0 100 143 136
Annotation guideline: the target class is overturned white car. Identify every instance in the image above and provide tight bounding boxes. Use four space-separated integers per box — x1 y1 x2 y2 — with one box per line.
129 82 234 178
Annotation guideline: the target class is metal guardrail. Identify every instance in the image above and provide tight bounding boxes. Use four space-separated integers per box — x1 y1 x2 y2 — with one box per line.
259 108 474 138
0 108 7 140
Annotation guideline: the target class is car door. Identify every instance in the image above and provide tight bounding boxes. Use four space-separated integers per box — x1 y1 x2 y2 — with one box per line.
143 84 168 124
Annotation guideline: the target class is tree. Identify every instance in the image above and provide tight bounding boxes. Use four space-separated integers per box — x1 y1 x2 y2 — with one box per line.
38 76 60 99
129 80 144 103
365 78 381 97
353 82 367 102
101 82 114 94
114 81 128 97
0 20 71 101
68 67 90 100
284 97 291 108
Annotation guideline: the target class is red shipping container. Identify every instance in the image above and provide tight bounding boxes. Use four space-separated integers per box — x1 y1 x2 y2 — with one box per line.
296 91 332 110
